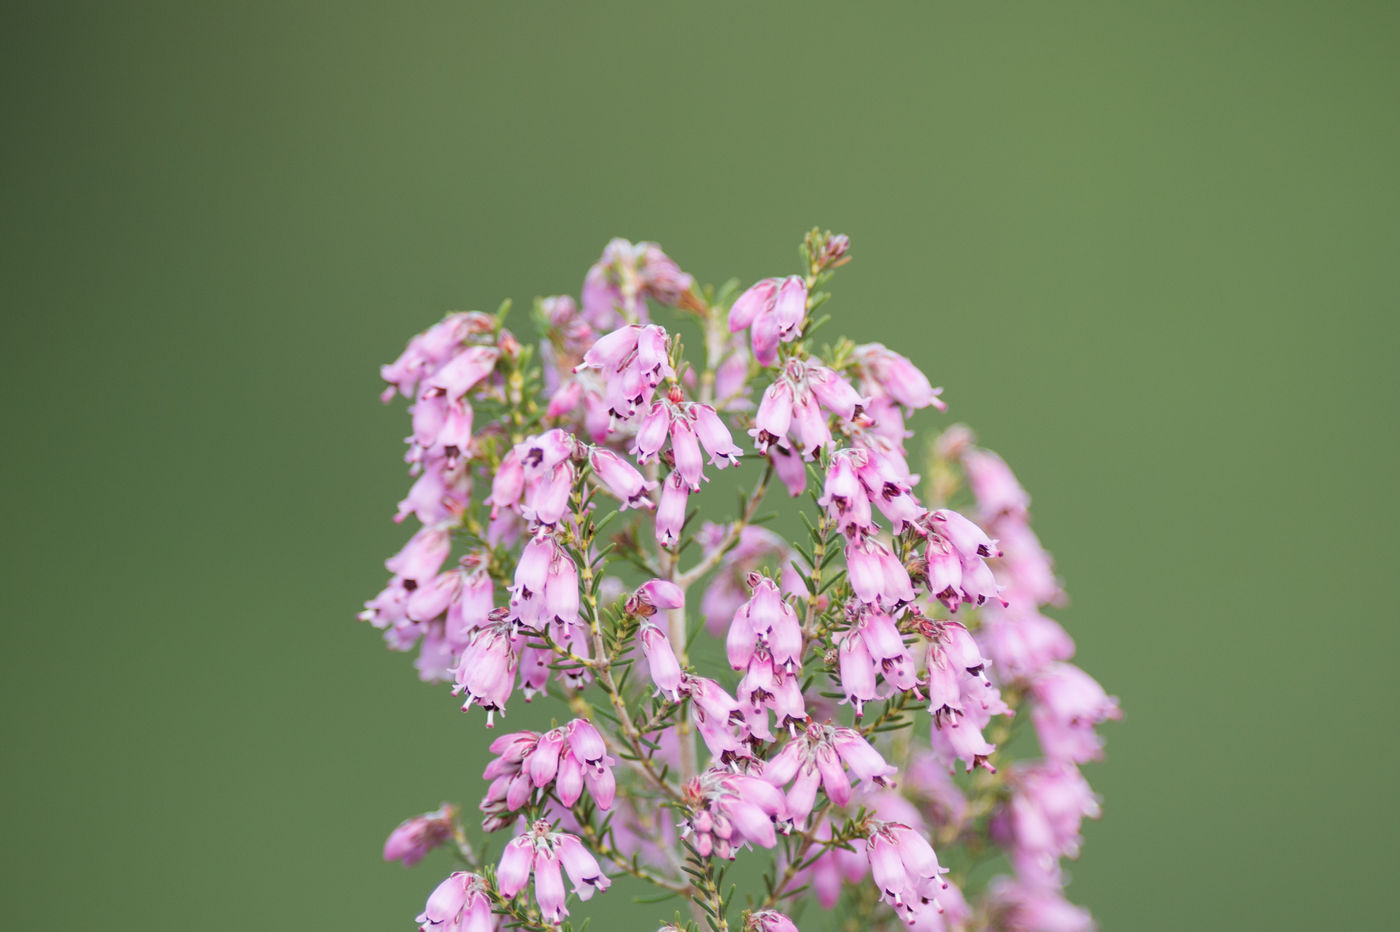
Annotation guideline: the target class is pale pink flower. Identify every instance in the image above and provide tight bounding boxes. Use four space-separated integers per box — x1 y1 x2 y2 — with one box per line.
451 612 520 726
1029 663 1121 764
384 804 457 867
728 276 807 366
726 574 803 673
746 909 800 932
581 239 693 327
852 343 945 411
985 876 1095 932
415 871 496 932
681 767 789 859
497 822 610 924
655 472 689 549
762 721 895 822
638 621 683 700
865 820 949 922
588 447 655 509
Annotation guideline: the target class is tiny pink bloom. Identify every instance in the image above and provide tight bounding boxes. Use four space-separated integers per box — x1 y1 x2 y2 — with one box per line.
655 472 689 549
750 381 794 453
630 403 672 462
768 444 808 496
554 833 611 900
691 404 743 467
728 278 778 333
669 416 705 490
853 343 945 411
386 526 452 590
384 804 457 867
589 447 655 510
495 836 534 898
633 579 685 612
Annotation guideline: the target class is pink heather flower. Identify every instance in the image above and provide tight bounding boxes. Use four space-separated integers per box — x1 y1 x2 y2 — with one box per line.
415 871 496 932
681 768 790 859
508 532 580 634
497 822 610 924
406 565 465 624
746 910 799 932
768 443 808 496
921 509 1005 611
380 312 488 399
629 579 685 614
985 876 1095 932
991 761 1101 875
964 447 1031 519
906 879 971 932
575 323 674 421
1029 663 1122 764
395 455 471 525
588 447 655 509
852 343 945 411
729 276 807 367
451 612 520 726
384 804 457 867
854 451 927 533
713 335 754 407
631 402 672 462
638 621 684 700
680 674 746 761
483 721 615 815
763 722 895 822
977 605 1075 682
991 519 1065 608
836 610 918 716
736 648 807 740
581 238 694 327
865 820 949 922
727 278 777 332
845 536 915 608
819 449 875 536
386 526 453 591
655 472 689 549
691 404 744 467
669 414 705 490
726 574 803 673
749 380 794 454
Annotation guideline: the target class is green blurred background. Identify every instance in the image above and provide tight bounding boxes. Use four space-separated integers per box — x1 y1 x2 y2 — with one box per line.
2 1 1396 928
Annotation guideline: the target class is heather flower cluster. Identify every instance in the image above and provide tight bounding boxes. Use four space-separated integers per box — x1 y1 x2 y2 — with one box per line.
361 231 1118 932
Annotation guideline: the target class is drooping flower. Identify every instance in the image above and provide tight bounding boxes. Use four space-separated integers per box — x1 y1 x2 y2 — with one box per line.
384 804 458 867
414 871 497 932
762 721 896 824
681 767 790 859
865 820 949 922
497 822 611 925
728 276 808 366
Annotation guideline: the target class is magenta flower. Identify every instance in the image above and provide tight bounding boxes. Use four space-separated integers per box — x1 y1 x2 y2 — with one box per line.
728 276 807 366
384 804 457 867
852 343 945 412
746 909 800 932
763 722 895 822
1029 663 1122 764
726 573 803 673
415 871 496 932
450 612 520 726
865 820 948 923
681 768 789 859
497 822 610 924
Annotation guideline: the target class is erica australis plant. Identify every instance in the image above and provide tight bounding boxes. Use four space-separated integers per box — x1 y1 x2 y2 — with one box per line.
362 231 1120 932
